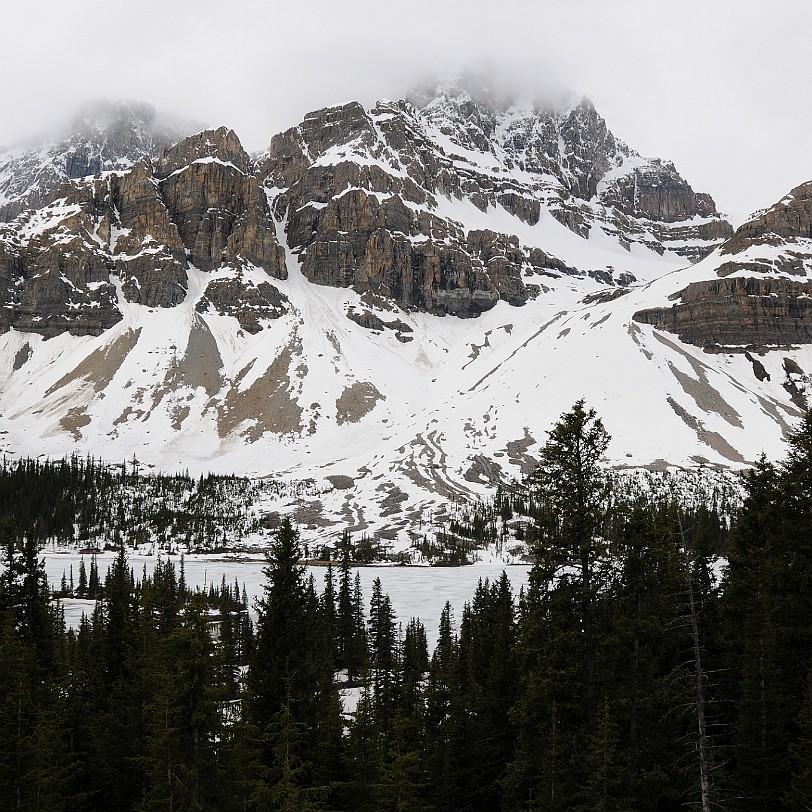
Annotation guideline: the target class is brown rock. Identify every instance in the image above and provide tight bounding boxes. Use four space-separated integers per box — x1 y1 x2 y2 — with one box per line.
722 181 812 255
158 129 286 278
0 126 288 338
196 274 288 334
633 277 812 347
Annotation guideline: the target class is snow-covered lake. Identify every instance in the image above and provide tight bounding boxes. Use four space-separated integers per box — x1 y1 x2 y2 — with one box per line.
44 552 532 649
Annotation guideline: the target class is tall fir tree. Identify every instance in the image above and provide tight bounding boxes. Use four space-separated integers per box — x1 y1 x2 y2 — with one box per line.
246 517 341 803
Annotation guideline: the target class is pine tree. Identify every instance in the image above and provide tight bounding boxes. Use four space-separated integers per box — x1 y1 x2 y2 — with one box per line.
247 517 341 801
322 563 338 661
88 554 100 598
722 412 812 808
141 596 230 811
785 664 812 810
337 543 366 682
77 557 87 597
525 399 611 727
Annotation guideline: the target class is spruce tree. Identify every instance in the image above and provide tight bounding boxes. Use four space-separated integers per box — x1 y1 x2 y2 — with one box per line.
525 399 611 727
247 517 340 802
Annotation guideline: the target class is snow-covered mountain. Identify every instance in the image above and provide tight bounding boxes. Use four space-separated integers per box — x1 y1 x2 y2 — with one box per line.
0 100 197 222
0 80 809 545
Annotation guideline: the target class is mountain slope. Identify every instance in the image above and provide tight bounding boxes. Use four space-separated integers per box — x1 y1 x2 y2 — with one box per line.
0 83 808 546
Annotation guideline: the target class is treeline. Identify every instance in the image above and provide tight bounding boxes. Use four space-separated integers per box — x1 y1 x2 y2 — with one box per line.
0 403 811 810
0 455 288 551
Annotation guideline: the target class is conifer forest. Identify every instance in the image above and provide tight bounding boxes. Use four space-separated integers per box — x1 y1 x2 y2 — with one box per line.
1 402 811 811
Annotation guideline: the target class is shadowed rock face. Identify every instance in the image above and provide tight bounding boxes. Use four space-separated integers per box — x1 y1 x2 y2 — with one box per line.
290 190 537 317
196 275 289 334
633 277 812 348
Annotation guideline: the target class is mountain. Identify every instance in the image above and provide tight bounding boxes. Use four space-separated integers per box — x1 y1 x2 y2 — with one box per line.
0 100 197 222
0 80 808 547
634 181 812 349
261 77 732 322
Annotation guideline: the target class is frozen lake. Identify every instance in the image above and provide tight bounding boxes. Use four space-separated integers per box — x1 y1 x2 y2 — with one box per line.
44 552 532 649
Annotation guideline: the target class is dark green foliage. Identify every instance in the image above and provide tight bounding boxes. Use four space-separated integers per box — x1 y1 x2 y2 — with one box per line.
247 517 342 803
0 455 291 553
721 412 812 810
0 407 810 811
336 543 366 682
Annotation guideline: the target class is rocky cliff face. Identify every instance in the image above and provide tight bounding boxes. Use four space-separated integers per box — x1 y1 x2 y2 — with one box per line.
633 277 812 347
0 100 196 222
261 80 730 317
720 181 812 263
0 127 287 337
0 82 733 336
633 180 812 350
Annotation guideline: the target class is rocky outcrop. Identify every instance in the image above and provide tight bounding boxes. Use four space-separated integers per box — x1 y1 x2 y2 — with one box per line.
286 187 574 316
0 84 735 336
258 80 731 319
0 129 287 338
293 190 500 316
721 181 812 257
0 217 122 337
633 277 812 348
106 162 189 307
600 160 721 222
633 179 812 349
196 274 289 333
157 128 286 277
346 307 413 339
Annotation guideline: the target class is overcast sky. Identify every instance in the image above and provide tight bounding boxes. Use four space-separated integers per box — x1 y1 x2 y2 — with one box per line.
2 0 810 224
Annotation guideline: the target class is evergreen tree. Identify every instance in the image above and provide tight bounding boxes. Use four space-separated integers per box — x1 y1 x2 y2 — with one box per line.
785 664 812 810
140 596 231 811
525 399 611 727
722 412 812 808
247 517 341 802
88 555 100 598
321 563 338 662
77 557 88 597
337 543 365 682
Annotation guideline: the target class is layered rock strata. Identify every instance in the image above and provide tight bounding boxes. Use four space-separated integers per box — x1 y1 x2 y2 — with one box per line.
0 81 734 335
633 277 812 348
261 82 731 318
634 180 812 349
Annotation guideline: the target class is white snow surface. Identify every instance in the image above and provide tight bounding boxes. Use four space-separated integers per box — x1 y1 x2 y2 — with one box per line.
1 91 809 550
1 224 807 551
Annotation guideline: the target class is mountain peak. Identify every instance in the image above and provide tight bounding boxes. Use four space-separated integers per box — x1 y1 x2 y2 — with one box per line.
157 126 251 176
406 71 581 117
0 100 199 222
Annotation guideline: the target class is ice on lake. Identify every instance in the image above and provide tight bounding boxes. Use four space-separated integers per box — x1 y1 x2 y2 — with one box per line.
45 552 532 649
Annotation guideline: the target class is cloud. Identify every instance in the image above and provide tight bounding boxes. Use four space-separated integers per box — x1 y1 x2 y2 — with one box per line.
1 0 810 223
